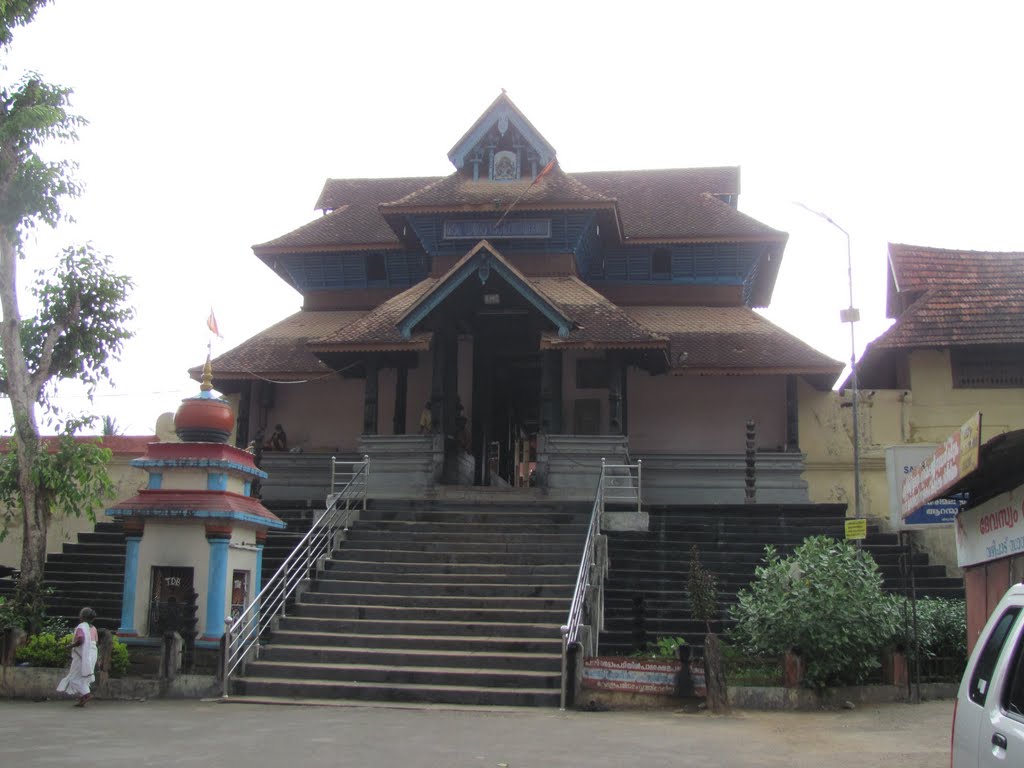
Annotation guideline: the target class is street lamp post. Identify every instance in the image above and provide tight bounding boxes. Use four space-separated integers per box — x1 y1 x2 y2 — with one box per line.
796 203 862 520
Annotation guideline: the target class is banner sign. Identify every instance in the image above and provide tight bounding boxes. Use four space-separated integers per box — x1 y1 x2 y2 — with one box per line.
443 218 552 239
955 485 1024 568
899 413 982 519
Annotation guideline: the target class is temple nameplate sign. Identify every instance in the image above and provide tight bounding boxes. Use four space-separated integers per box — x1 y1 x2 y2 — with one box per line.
444 219 551 239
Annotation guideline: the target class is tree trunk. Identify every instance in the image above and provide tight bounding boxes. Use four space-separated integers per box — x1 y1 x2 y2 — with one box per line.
703 632 730 714
0 230 48 620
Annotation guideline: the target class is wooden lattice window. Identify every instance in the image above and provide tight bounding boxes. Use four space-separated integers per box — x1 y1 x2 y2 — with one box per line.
951 347 1024 388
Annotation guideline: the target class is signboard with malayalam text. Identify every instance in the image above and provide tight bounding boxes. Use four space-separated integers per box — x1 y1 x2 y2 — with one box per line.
886 445 963 529
955 484 1024 568
899 413 982 520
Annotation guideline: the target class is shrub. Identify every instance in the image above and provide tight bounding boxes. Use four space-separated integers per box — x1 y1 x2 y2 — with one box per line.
15 630 130 676
0 596 23 632
728 535 899 688
15 631 70 667
631 635 687 659
887 596 967 660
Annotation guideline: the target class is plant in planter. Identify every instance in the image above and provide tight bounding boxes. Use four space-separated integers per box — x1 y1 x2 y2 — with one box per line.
632 635 688 659
16 630 130 677
728 535 898 689
687 545 728 712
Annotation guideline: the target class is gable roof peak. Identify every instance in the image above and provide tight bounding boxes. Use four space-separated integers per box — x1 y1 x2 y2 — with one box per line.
447 92 556 171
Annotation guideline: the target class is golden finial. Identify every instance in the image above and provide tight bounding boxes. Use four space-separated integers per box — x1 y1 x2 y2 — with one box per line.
201 354 213 392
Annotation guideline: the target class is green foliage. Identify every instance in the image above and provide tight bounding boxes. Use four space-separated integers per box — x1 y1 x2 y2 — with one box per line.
0 0 51 47
631 635 687 659
686 545 719 631
109 635 129 677
0 595 22 631
728 536 899 689
20 245 135 403
0 421 116 540
101 415 120 436
887 596 967 661
14 628 130 676
720 643 783 687
15 630 68 666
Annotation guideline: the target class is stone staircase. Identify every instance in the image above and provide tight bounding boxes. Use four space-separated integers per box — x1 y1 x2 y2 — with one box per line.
599 504 965 655
231 500 589 707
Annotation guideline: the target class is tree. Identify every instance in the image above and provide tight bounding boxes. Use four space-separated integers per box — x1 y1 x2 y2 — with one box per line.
0 2 134 625
687 545 728 713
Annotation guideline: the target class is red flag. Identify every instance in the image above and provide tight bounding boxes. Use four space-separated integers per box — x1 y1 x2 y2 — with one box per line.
531 158 556 186
207 308 222 338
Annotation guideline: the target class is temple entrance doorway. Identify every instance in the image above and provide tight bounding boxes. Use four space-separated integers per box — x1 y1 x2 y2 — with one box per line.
470 318 541 487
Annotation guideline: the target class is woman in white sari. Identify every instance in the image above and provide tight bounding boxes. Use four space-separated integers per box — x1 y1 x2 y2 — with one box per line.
57 607 98 707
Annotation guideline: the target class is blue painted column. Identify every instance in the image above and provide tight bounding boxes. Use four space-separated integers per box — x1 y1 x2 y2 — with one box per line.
203 527 231 640
254 533 265 600
118 528 143 636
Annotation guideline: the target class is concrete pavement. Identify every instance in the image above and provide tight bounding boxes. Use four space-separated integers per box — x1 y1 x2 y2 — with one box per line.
0 697 953 767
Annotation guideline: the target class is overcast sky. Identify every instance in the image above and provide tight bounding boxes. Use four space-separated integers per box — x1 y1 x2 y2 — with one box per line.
3 1 1022 435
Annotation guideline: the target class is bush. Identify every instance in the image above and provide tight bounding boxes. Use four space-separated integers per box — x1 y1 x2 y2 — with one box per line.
15 630 130 677
632 635 687 659
728 535 899 688
888 596 967 661
15 631 70 667
0 596 23 632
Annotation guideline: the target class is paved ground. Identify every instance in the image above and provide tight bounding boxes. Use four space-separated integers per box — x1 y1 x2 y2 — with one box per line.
0 697 953 767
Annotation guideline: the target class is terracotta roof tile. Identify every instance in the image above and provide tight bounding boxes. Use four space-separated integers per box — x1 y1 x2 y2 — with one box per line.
198 310 367 381
379 166 613 212
257 177 441 252
574 168 783 241
310 280 436 352
533 277 667 350
622 306 844 376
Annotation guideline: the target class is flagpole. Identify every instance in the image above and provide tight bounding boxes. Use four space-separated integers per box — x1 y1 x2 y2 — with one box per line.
493 158 556 229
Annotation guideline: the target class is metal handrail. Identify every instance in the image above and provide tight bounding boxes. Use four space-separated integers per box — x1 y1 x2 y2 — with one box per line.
559 457 643 709
221 455 369 695
559 461 606 710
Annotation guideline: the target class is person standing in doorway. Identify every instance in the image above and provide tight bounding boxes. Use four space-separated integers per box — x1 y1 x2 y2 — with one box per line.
57 607 99 707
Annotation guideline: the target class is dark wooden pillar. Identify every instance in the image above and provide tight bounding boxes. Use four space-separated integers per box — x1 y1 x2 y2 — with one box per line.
234 385 251 448
363 357 378 435
607 351 624 435
540 350 562 434
443 329 459 440
393 362 408 435
786 375 800 451
430 334 445 432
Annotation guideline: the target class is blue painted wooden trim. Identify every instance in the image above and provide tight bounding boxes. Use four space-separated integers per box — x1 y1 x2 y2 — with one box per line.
118 535 142 635
107 508 286 530
132 458 268 480
207 473 228 492
254 543 264 618
147 472 162 490
448 108 554 170
203 537 230 639
399 246 571 339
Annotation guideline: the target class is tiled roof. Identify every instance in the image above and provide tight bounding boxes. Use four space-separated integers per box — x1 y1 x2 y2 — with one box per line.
196 311 367 382
886 243 1024 319
255 166 784 252
107 490 285 529
310 280 436 352
256 177 441 252
379 166 614 212
574 168 784 241
533 277 667 351
622 305 844 378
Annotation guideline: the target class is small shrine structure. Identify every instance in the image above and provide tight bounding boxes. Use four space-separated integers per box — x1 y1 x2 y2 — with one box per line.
107 361 283 646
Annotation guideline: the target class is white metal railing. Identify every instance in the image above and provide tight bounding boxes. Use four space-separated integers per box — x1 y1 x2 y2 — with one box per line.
221 455 369 695
559 457 642 709
600 457 642 515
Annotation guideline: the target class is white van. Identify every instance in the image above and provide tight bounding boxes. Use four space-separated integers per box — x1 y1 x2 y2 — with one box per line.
952 583 1024 767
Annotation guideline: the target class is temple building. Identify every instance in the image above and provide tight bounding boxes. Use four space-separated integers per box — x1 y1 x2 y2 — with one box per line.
201 93 843 503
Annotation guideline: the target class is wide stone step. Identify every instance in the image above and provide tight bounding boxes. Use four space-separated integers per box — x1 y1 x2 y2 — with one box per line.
313 580 573 598
323 560 577 577
44 559 125 575
346 530 585 545
267 630 563 655
233 676 560 707
291 602 565 624
276 615 560 638
358 510 589 526
338 539 580 555
317 569 574 585
332 548 577 566
243 659 560 690
357 521 589 535
258 644 561 671
300 591 569 611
